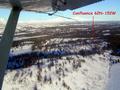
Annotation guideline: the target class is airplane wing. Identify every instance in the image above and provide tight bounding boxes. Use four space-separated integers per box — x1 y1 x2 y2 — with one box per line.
0 0 103 12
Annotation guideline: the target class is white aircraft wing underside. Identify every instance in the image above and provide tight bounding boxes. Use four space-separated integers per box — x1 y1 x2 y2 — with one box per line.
0 0 103 12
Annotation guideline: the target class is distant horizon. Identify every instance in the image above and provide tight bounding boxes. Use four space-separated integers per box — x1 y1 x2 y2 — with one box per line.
1 19 120 25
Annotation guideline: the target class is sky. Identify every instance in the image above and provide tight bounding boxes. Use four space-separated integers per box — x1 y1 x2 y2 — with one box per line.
0 0 120 23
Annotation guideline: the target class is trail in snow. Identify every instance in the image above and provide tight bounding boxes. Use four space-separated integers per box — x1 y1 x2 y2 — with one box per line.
106 63 120 90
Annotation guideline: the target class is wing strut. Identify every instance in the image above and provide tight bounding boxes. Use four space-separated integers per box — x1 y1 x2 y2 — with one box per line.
0 7 21 90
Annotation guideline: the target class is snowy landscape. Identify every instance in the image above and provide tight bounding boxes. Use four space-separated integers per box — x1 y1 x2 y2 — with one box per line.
0 21 120 90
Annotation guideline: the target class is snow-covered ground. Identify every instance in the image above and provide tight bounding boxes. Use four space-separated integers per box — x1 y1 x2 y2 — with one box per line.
1 21 120 90
3 54 109 90
2 38 110 90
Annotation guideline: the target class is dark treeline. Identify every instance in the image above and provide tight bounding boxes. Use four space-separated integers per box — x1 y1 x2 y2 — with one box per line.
7 46 104 70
